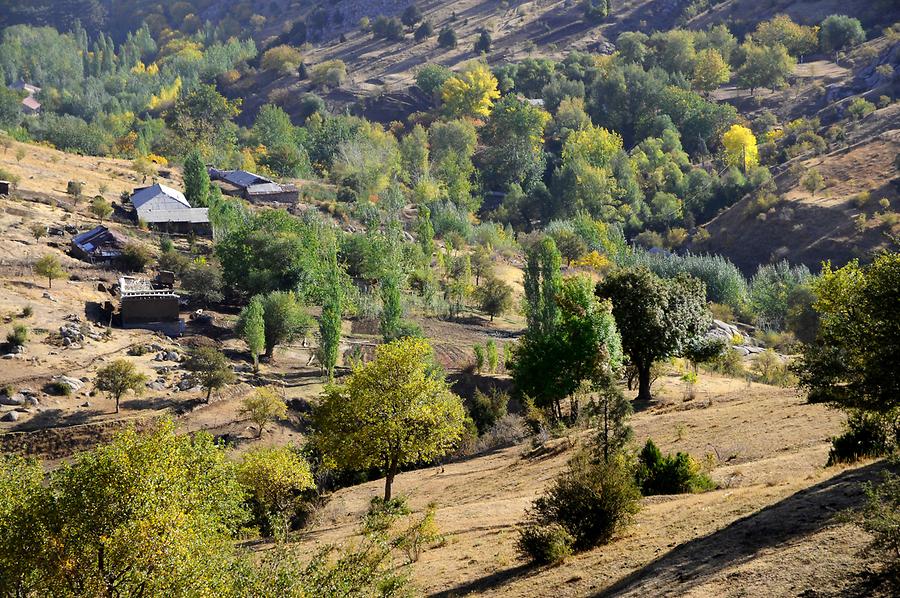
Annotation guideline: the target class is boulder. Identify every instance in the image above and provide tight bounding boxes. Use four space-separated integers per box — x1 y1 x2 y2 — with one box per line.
0 394 25 406
55 376 85 393
1 411 19 422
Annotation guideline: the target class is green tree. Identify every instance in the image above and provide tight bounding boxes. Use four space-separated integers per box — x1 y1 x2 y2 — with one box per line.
94 359 148 414
795 253 900 415
184 346 235 403
401 5 423 28
319 241 343 379
476 277 514 322
181 260 224 306
183 148 210 207
7 421 246 597
416 205 435 259
237 445 314 538
692 48 731 94
737 42 796 94
819 15 866 58
416 64 452 98
415 20 433 42
380 270 403 342
474 29 492 54
597 268 711 402
801 168 825 197
513 275 623 419
240 386 288 438
438 27 457 49
523 237 562 336
237 295 266 373
89 196 113 222
33 254 67 289
260 290 311 358
313 337 467 501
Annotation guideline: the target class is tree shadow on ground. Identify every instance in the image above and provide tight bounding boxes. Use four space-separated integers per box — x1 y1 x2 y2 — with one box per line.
10 408 104 431
594 460 890 597
427 461 889 597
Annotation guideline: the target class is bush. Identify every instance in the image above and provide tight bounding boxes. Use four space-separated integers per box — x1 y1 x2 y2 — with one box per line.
750 349 797 387
6 324 28 347
364 496 411 534
853 469 900 572
310 60 348 88
520 451 641 554
476 414 528 452
635 439 716 495
120 242 154 273
827 411 896 465
469 387 510 434
516 523 574 565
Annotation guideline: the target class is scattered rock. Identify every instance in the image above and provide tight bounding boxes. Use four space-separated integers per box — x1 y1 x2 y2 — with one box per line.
42 292 57 302
1 411 19 422
80 401 90 408
55 376 85 393
148 381 166 391
0 394 25 406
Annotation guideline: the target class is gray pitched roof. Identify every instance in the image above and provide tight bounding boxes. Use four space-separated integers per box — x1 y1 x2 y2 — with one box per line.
130 183 189 210
141 207 209 224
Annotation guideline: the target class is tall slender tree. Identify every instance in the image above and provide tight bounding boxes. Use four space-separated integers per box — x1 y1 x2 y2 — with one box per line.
183 148 210 207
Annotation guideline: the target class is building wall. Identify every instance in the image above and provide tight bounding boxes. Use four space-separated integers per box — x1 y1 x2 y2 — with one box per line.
121 295 180 324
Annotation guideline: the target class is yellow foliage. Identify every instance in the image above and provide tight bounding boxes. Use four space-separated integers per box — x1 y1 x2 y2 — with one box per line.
575 250 612 273
441 64 501 119
722 124 759 172
692 48 731 93
561 124 624 169
146 154 168 166
765 128 784 142
148 77 182 111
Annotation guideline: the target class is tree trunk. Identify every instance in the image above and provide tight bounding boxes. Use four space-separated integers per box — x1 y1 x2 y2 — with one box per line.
384 472 394 501
48 278 52 289
115 395 119 414
206 386 212 403
637 363 653 402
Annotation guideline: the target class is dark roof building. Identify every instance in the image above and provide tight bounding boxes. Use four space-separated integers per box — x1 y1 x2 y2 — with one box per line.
129 183 211 236
208 168 299 203
71 225 128 262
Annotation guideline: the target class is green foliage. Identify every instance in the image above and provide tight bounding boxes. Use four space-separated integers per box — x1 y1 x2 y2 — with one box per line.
181 260 224 306
372 16 404 41
847 97 876 121
635 439 715 495
5 324 28 348
514 275 623 419
416 64 452 98
516 523 574 565
853 469 900 572
183 148 210 207
819 15 866 55
313 338 467 500
363 496 411 535
590 376 634 463
319 240 343 379
258 290 312 359
597 267 711 401
519 451 640 558
736 42 796 93
469 387 510 435
749 260 812 331
438 27 457 49
240 386 288 439
237 295 265 372
33 254 66 289
795 253 900 415
238 444 313 537
184 346 235 403
89 196 113 221
475 277 514 321
827 411 897 465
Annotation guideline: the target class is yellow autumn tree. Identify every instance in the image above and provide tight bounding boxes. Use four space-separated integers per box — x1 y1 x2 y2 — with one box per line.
721 124 759 172
561 124 624 169
692 48 731 94
441 63 501 119
148 77 182 111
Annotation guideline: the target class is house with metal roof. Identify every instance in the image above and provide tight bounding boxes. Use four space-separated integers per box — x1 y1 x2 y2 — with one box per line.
10 81 41 115
70 225 128 263
208 168 299 203
129 183 211 236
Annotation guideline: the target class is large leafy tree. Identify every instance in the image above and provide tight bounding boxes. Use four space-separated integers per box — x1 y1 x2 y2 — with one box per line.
167 84 240 158
795 253 900 415
237 295 265 372
721 124 759 173
736 42 796 95
0 421 247 597
477 94 550 191
441 63 501 119
596 267 711 402
513 275 624 419
313 337 466 501
819 15 866 57
259 290 312 359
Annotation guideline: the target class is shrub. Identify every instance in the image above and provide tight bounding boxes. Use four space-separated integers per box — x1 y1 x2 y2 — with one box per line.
469 387 510 434
853 470 900 572
6 324 28 347
476 414 528 452
636 439 716 495
847 97 876 121
261 45 303 76
396 502 443 563
310 60 347 88
20 305 33 318
751 349 797 386
516 523 574 565
827 411 896 465
364 496 411 534
120 242 154 273
473 344 485 373
521 451 641 554
47 380 73 396
705 347 747 377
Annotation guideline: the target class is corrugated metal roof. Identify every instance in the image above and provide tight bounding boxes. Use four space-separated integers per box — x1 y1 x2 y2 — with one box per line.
246 182 284 194
141 207 209 224
130 183 189 210
72 225 127 248
21 96 41 111
221 170 272 189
